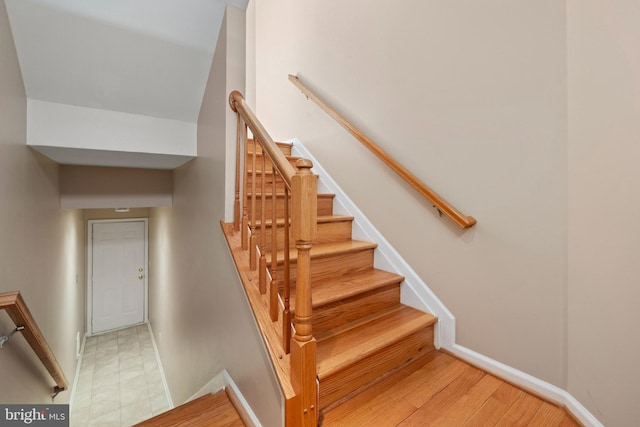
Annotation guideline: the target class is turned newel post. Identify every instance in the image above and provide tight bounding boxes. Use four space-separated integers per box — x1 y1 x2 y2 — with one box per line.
290 159 318 426
291 159 317 341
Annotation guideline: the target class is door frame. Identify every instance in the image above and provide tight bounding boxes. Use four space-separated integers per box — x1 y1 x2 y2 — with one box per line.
87 218 149 336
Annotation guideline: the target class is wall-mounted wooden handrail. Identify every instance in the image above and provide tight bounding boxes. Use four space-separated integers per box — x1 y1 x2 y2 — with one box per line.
288 75 477 229
0 291 69 395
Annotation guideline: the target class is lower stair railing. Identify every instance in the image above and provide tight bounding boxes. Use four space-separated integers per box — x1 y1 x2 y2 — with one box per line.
0 291 69 398
228 91 318 426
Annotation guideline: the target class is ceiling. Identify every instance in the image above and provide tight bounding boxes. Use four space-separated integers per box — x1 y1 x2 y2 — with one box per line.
6 0 247 123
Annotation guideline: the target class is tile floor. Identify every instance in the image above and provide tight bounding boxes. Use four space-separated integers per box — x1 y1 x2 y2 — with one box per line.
70 324 172 427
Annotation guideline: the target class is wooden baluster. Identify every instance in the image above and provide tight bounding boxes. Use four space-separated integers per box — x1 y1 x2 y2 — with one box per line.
282 185 291 352
270 169 280 321
289 159 318 425
233 116 243 232
259 151 267 294
241 126 249 250
249 138 258 270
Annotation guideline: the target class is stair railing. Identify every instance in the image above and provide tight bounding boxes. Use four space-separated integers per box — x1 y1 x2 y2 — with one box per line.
0 291 69 398
229 91 318 426
288 74 477 229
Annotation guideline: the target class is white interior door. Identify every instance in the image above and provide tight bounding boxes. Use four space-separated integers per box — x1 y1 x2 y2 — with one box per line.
91 221 146 334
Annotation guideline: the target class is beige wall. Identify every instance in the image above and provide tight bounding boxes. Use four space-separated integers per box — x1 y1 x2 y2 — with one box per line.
0 0 84 404
252 0 568 387
149 7 282 425
567 1 640 425
60 166 172 209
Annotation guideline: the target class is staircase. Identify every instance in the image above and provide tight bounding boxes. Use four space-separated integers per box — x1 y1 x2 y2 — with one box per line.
245 141 438 414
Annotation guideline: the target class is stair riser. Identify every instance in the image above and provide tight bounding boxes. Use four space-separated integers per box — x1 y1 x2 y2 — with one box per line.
246 155 297 173
247 141 292 156
312 285 401 335
273 249 375 285
319 328 435 408
245 196 334 221
252 220 353 251
246 173 287 192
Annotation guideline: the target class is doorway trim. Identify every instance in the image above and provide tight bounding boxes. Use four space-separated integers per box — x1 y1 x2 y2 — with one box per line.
87 218 149 336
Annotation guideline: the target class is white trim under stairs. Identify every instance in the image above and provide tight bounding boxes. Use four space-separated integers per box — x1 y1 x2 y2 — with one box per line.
187 370 261 427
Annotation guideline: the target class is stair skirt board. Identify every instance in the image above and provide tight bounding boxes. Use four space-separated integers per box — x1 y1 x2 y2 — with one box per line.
186 369 262 427
288 138 603 427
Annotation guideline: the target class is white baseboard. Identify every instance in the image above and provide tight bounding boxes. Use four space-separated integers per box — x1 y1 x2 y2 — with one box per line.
187 371 226 402
68 332 87 410
147 322 174 409
289 138 603 427
223 370 262 427
447 344 603 427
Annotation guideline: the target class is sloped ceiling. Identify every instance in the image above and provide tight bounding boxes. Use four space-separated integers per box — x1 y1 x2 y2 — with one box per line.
5 0 247 168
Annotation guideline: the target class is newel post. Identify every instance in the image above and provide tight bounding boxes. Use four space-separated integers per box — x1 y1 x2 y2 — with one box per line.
290 159 318 426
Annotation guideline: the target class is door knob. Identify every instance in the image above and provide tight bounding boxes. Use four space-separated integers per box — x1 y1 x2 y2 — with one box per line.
138 274 144 280
138 267 144 272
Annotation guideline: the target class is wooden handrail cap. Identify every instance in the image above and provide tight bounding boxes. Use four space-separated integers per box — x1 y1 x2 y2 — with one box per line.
229 90 244 112
295 159 313 170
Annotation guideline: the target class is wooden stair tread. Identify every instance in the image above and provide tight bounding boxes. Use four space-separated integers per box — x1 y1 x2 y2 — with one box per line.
290 269 404 311
134 391 244 426
247 191 335 199
316 305 437 379
267 240 377 264
253 214 354 228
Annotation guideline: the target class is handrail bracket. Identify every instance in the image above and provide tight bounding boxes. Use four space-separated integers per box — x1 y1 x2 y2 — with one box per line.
0 325 24 348
52 386 65 401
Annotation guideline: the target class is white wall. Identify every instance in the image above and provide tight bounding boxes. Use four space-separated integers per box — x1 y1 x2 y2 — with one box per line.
0 0 84 404
252 0 568 388
27 100 196 169
567 1 640 425
148 7 282 426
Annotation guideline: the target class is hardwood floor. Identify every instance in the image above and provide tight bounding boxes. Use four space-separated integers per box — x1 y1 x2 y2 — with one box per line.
135 391 244 426
320 351 579 426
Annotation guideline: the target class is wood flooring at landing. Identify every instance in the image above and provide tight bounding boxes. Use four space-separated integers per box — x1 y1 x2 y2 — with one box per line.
321 351 580 427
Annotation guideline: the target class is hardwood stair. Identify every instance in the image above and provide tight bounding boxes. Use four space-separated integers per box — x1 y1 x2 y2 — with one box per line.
253 215 354 251
245 142 439 416
135 390 244 426
229 94 579 427
246 192 335 221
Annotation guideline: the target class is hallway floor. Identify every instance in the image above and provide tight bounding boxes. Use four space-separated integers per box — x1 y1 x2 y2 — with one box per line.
70 324 172 426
